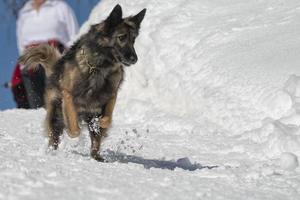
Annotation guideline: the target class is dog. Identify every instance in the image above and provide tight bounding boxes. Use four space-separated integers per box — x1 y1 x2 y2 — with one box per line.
19 4 146 161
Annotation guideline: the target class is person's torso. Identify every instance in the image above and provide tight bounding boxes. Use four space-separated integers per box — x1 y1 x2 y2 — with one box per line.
19 2 69 47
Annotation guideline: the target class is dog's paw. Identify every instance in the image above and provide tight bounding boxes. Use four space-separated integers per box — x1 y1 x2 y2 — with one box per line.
91 152 105 162
99 116 112 129
67 128 81 138
46 144 58 155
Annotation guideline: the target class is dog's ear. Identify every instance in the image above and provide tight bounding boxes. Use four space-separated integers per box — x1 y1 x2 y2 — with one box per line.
105 4 123 30
130 8 146 29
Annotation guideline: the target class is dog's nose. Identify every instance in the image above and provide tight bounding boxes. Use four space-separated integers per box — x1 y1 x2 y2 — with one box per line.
129 56 137 64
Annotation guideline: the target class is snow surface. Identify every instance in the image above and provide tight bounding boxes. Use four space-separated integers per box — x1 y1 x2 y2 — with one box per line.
1 0 300 199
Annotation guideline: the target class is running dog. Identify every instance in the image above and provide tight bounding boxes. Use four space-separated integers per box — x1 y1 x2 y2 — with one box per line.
19 5 146 161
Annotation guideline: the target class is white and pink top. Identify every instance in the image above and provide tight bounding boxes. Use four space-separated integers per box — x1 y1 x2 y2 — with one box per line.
17 0 79 54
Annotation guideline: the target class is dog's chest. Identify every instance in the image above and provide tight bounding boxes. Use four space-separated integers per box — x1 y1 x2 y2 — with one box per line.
72 66 123 113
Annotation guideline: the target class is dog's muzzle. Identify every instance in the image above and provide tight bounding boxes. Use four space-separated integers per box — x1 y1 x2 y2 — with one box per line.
122 56 137 66
112 48 137 67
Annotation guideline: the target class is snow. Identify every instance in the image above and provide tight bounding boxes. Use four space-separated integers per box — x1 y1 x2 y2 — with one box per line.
279 152 299 171
1 0 300 199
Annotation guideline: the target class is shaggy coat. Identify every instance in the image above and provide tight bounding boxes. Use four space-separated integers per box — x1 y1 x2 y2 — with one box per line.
19 5 146 161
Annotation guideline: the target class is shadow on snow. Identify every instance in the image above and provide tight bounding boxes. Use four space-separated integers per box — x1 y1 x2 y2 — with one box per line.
102 150 218 171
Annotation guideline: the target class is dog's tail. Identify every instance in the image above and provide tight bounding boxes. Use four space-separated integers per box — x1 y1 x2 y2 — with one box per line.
18 44 62 77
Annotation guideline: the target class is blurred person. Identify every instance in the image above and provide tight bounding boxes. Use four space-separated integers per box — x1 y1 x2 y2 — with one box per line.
11 0 79 108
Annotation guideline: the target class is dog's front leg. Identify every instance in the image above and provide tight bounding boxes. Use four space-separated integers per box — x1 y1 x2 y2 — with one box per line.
62 90 80 138
87 116 106 162
100 94 117 128
89 126 107 162
88 94 117 162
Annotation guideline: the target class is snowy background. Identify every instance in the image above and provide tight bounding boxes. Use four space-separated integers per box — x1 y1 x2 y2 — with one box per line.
1 0 300 199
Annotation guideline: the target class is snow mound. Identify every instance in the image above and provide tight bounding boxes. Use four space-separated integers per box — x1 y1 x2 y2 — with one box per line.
79 0 300 159
279 152 299 171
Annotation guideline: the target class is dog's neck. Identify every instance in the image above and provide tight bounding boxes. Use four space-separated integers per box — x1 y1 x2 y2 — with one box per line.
76 45 121 75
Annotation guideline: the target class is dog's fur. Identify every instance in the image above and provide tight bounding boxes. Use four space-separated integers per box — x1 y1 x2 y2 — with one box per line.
18 5 146 161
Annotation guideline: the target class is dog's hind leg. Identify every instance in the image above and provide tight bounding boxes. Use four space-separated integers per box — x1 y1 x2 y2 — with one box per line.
45 92 64 150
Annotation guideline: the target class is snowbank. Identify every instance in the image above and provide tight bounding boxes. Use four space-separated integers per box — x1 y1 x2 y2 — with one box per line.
80 0 300 160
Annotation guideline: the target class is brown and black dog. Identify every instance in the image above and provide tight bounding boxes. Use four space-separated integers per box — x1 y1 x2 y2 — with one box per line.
19 5 146 161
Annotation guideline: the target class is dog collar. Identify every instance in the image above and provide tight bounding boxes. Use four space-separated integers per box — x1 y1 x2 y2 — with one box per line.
80 48 98 74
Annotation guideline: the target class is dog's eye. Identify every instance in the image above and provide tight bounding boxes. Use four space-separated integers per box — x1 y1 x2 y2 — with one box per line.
118 34 127 42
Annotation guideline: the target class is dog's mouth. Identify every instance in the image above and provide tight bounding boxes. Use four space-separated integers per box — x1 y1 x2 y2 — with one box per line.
118 55 137 67
112 48 136 67
121 60 132 67
121 55 138 67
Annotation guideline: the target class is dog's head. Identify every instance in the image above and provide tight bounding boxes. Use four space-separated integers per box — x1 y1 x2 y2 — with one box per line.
90 5 146 66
